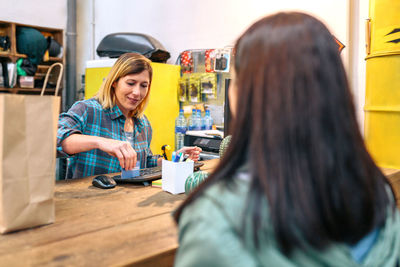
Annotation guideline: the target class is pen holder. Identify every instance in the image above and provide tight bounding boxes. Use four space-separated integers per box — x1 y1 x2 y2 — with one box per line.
162 159 194 194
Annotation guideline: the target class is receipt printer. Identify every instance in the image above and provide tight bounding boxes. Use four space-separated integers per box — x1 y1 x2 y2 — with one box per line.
184 130 223 160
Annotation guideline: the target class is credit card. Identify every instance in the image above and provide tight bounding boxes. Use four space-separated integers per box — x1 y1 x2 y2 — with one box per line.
121 161 140 178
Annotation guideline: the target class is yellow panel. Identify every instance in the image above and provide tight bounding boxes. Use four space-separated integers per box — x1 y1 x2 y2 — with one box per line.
365 0 400 169
365 111 400 169
85 62 180 157
85 67 111 99
365 57 400 107
369 0 400 54
144 63 180 155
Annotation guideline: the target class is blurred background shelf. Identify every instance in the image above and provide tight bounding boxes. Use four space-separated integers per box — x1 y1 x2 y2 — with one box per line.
0 20 64 95
0 87 57 95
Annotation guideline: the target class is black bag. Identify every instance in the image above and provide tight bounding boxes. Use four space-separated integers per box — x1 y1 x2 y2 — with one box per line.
0 36 10 51
47 37 62 57
20 58 37 76
0 59 9 88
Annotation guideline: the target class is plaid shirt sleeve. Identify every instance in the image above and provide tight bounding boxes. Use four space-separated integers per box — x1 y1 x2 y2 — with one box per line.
57 101 88 158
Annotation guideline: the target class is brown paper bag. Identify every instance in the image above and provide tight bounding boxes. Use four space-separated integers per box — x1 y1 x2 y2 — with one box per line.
0 93 60 233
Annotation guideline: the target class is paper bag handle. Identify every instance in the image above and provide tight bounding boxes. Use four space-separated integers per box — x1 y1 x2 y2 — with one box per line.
40 62 64 96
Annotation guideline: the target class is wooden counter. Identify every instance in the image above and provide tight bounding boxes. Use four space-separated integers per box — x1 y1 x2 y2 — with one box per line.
0 177 185 266
199 158 219 172
382 168 400 207
0 160 218 266
0 160 398 266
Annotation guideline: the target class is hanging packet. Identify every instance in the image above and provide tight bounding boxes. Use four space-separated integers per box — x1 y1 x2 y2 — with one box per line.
178 75 188 102
200 73 217 100
188 74 201 103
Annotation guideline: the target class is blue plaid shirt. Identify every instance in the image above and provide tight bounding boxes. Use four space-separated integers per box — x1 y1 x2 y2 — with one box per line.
57 98 160 179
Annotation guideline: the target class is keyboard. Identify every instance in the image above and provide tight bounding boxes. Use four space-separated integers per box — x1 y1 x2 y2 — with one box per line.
112 161 204 183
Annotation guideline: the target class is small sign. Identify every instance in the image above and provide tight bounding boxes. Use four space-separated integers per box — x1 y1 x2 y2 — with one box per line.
333 36 345 53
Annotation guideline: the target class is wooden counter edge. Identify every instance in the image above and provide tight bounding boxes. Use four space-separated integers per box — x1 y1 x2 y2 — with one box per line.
382 168 400 207
126 248 176 267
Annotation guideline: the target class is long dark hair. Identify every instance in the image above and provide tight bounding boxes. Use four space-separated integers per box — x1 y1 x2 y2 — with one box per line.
175 12 393 254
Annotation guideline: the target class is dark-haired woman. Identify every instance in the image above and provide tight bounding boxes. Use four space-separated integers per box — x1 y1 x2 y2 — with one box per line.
174 12 400 266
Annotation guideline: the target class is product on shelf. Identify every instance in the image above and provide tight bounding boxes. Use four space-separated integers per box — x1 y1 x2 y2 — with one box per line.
178 75 188 102
200 73 217 100
180 50 193 74
188 74 201 103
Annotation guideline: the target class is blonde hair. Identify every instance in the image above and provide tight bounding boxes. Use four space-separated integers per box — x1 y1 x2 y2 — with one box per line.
96 53 153 118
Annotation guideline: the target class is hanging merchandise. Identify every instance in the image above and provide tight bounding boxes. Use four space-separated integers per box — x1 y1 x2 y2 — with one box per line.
205 49 215 72
180 50 193 73
178 74 188 102
200 73 217 100
214 48 231 73
188 74 201 103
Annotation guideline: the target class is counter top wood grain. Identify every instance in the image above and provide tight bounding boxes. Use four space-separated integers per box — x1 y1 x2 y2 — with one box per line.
0 177 185 266
0 161 398 266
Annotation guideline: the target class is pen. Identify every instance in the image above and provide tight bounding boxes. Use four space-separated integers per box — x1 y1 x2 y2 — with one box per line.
171 151 176 162
174 152 181 162
179 153 184 162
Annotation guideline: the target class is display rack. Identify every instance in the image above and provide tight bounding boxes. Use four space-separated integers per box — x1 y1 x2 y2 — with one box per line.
176 48 232 127
0 20 64 95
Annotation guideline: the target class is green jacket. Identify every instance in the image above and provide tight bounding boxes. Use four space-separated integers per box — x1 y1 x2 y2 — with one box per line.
175 173 400 267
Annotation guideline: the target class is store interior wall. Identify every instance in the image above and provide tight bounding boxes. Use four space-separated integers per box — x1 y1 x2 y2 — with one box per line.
355 0 369 133
76 0 362 121
1 0 368 133
0 0 67 29
77 0 349 68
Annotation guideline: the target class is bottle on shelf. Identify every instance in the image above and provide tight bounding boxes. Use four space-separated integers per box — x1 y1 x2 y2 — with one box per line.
201 111 206 130
203 109 213 130
175 109 187 150
195 109 202 130
187 109 196 131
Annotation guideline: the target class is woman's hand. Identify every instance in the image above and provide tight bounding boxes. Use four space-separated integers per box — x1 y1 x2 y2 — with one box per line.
177 146 202 162
61 134 137 170
98 138 137 170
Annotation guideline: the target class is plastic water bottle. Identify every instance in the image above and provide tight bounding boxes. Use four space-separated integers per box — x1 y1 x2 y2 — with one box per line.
195 109 202 130
201 112 206 130
203 110 213 130
175 109 187 150
187 109 196 131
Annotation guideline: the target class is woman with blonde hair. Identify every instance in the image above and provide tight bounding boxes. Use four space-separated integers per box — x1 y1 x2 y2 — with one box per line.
58 53 200 179
174 13 400 266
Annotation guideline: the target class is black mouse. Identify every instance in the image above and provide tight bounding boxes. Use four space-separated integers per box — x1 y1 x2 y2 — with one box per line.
92 175 116 189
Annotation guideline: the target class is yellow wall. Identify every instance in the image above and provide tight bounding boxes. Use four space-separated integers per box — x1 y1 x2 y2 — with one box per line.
85 62 180 156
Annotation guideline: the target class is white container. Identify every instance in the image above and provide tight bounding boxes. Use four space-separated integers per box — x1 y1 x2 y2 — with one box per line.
162 159 193 194
19 76 34 88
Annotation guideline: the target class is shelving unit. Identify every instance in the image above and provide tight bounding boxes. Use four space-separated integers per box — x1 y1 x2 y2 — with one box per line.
0 20 64 95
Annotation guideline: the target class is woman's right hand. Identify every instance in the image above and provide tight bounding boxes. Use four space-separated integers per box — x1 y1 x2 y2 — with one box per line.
97 138 137 170
61 134 137 170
